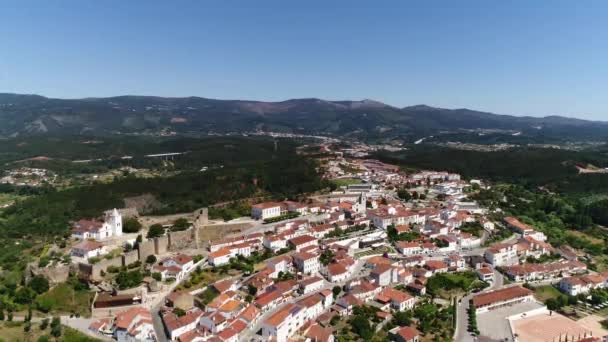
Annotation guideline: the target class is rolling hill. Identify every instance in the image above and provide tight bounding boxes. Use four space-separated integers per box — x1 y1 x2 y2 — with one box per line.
1 93 606 143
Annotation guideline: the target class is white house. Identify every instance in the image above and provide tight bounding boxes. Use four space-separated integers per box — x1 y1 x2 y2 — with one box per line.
370 264 398 286
299 276 325 294
484 243 518 267
288 235 318 252
113 307 156 342
208 248 232 267
559 274 608 296
71 241 108 260
263 235 288 252
326 263 349 283
293 252 320 275
153 254 194 280
251 202 283 220
261 303 306 342
71 209 123 240
395 242 422 256
459 233 481 248
161 308 203 340
375 287 415 311
162 254 194 273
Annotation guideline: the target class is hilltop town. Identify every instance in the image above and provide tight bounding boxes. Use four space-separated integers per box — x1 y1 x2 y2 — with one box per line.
13 142 600 342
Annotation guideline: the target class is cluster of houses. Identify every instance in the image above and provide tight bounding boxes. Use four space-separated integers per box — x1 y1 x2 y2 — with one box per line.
69 208 124 261
89 307 156 341
78 161 608 342
251 192 367 221
152 254 195 281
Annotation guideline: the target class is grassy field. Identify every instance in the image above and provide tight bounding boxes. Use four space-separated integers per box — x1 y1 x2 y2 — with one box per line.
35 284 94 317
176 268 228 292
0 321 99 342
330 178 362 187
533 285 563 302
0 193 22 207
63 326 101 342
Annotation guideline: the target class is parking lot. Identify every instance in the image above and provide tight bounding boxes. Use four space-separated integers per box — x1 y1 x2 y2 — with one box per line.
476 301 545 341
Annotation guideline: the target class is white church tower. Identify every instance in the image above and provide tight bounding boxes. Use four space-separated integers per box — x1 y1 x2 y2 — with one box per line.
353 192 367 215
105 208 123 237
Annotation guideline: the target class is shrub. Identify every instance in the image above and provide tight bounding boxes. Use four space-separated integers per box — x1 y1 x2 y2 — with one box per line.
30 275 50 294
146 224 164 239
146 255 157 264
123 218 142 233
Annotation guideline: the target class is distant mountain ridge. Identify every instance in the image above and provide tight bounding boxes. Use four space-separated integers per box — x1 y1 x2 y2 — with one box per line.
0 93 606 142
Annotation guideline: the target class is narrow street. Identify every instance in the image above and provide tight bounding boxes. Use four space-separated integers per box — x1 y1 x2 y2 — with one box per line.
454 269 504 342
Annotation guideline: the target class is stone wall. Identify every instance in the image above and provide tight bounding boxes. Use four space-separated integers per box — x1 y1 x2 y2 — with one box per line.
195 222 252 247
78 263 93 278
138 240 156 262
90 256 123 281
193 208 209 229
154 236 169 255
122 250 139 266
168 229 195 250
27 263 70 285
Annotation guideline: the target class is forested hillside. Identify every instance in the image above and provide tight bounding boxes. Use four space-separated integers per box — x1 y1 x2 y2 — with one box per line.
376 145 608 193
2 93 608 143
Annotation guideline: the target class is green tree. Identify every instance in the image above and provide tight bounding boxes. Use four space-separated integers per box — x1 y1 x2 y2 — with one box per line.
146 255 157 264
146 224 164 239
248 284 258 296
171 218 190 231
397 189 412 201
349 314 374 340
116 270 144 289
50 317 61 337
319 250 335 266
29 275 50 294
14 287 35 304
152 272 162 281
123 217 142 233
332 286 342 298
393 310 413 326
173 308 186 317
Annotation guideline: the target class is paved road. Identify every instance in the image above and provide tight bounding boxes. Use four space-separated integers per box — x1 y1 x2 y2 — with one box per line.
454 269 504 342
149 258 208 342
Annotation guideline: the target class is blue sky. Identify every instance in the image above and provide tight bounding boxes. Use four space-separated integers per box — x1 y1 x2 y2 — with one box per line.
0 1 607 120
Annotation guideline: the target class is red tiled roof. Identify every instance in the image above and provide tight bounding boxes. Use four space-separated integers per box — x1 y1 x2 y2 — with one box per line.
255 289 283 308
327 263 348 276
304 323 333 342
72 219 104 233
162 308 202 332
237 304 260 322
425 260 448 270
289 235 317 246
472 286 532 308
252 202 283 209
376 287 413 304
264 303 301 327
370 263 393 275
293 252 317 261
73 240 104 251
396 326 420 341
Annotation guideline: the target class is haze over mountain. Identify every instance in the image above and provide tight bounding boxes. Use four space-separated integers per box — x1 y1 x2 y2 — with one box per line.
0 93 606 143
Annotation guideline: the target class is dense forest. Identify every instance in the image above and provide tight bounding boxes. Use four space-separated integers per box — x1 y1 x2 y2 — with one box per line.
0 136 329 238
376 145 608 194
0 136 329 306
